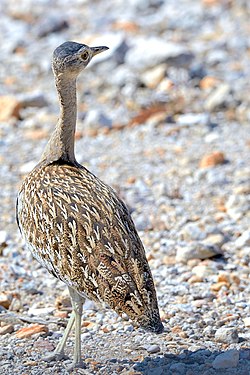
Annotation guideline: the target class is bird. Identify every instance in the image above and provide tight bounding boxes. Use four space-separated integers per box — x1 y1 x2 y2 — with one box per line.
16 41 164 369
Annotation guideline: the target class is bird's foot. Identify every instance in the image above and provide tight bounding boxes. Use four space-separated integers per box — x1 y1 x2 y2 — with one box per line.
42 351 68 363
67 359 86 370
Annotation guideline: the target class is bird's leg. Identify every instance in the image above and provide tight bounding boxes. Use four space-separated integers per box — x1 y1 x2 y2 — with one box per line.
68 286 86 369
42 310 75 362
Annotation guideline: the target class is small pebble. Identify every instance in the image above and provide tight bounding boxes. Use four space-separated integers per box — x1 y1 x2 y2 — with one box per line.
243 317 250 328
16 324 49 339
235 231 250 248
204 83 231 111
0 95 21 121
0 324 14 335
199 151 226 168
176 243 220 262
144 344 161 354
215 327 239 344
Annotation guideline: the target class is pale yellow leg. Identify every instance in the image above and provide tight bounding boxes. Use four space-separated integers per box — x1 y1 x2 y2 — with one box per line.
68 287 85 369
42 286 85 368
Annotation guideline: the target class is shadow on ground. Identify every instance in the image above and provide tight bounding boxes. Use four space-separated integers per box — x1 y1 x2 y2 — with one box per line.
108 348 250 375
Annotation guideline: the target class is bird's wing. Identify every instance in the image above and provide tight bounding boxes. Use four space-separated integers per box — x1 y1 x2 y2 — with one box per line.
17 163 158 322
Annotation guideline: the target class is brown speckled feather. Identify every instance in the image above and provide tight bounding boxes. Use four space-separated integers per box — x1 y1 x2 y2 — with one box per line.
17 161 161 330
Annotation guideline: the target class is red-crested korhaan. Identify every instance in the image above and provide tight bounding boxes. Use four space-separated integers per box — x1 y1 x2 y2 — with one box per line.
17 41 163 369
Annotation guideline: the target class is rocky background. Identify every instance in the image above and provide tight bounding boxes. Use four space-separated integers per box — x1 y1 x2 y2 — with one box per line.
0 0 250 374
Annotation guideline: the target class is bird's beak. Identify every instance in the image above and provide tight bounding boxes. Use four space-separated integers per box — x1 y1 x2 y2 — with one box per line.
90 46 109 56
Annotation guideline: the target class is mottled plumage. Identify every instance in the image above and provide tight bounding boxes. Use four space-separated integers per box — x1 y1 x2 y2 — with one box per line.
16 41 163 369
17 162 161 328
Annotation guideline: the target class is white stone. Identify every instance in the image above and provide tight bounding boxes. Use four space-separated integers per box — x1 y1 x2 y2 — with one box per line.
212 350 239 369
28 307 55 316
215 327 239 344
204 132 220 143
144 344 161 354
202 234 225 248
141 64 166 88
177 113 209 126
0 231 8 245
204 83 231 111
192 264 217 277
243 317 250 327
235 231 250 248
20 161 36 175
176 243 219 262
157 77 174 92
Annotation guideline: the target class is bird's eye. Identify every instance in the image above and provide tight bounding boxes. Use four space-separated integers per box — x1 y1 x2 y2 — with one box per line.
81 52 89 61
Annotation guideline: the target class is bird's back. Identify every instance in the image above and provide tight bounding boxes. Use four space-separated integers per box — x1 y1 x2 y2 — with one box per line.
17 162 163 332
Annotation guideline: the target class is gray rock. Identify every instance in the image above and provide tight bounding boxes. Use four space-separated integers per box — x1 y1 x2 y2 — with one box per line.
203 326 215 336
176 242 220 262
144 344 161 354
180 222 206 241
0 312 22 325
125 37 193 71
84 109 112 130
225 194 250 220
212 349 239 369
108 65 137 87
125 0 156 11
215 327 239 344
207 49 228 65
205 169 228 185
113 40 130 65
134 214 151 231
19 93 48 108
36 15 69 38
81 332 92 340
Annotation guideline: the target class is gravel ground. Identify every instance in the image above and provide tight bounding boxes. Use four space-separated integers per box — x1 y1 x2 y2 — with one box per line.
0 0 250 374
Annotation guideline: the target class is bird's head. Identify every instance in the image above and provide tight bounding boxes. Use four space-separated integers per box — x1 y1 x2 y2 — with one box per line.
52 41 109 77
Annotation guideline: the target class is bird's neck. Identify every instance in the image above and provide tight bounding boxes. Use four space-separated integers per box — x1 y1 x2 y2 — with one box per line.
41 74 78 165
